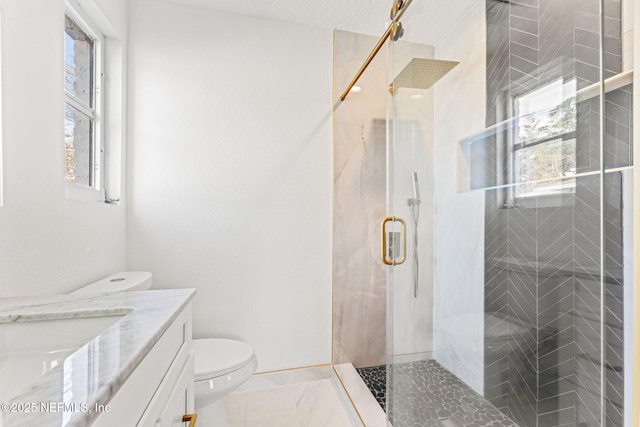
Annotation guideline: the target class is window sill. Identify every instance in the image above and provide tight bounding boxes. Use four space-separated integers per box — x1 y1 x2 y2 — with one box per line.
65 183 103 202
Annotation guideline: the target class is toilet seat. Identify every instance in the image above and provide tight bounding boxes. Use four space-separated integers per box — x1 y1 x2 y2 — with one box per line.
193 338 256 381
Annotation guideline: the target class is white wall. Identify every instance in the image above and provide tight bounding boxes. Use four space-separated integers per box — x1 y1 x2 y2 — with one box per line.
432 1 486 394
127 0 333 372
0 0 128 297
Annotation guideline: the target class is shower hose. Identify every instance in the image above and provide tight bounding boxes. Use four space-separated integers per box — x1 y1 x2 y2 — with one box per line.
409 200 420 298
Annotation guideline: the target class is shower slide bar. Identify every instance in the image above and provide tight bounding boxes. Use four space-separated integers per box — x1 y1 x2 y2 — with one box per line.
339 0 413 101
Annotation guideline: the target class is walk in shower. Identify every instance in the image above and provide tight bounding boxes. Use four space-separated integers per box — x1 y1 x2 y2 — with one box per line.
333 0 636 426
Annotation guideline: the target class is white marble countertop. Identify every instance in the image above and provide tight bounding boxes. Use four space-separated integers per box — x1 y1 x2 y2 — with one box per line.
0 289 196 427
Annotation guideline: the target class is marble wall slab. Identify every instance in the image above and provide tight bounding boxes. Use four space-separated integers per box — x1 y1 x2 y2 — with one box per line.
333 30 389 368
333 30 436 368
432 2 487 395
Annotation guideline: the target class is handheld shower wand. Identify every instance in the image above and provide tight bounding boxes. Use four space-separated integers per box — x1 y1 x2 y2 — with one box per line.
408 172 421 298
412 171 421 200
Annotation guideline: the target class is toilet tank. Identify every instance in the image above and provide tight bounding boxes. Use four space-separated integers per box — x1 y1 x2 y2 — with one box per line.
71 271 153 294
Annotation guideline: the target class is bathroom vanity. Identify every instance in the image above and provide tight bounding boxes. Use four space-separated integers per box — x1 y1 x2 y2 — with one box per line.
0 289 196 427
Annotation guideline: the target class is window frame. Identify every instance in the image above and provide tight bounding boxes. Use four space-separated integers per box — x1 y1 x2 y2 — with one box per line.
64 2 104 202
505 78 578 208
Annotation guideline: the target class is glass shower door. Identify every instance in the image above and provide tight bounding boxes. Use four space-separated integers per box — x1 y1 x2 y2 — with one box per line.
385 31 502 427
384 33 443 426
384 0 631 425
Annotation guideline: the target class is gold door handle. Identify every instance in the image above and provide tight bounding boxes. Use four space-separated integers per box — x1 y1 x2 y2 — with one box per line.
381 216 406 265
381 216 394 265
182 413 197 427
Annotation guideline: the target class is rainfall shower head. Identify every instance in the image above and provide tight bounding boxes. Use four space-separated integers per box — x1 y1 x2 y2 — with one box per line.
390 58 459 94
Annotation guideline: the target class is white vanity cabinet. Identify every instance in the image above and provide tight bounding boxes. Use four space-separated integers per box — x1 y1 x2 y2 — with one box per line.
92 303 195 427
152 354 195 427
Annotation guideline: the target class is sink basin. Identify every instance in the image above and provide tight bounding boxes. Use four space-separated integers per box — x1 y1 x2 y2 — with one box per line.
0 308 133 401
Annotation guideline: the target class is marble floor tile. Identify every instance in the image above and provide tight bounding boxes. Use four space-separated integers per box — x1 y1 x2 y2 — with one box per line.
226 378 352 427
227 390 247 426
243 383 302 418
245 412 301 427
236 365 333 392
297 379 352 427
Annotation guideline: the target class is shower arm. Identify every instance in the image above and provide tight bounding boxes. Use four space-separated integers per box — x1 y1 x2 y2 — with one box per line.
339 0 413 102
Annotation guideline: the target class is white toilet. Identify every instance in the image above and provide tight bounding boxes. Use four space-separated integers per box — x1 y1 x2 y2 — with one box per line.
193 338 258 423
72 271 258 426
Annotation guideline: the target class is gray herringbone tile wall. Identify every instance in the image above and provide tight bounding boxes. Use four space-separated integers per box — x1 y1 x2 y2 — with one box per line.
483 0 631 426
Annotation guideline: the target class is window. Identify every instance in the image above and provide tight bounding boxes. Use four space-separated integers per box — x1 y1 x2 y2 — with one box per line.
64 7 103 201
510 79 577 201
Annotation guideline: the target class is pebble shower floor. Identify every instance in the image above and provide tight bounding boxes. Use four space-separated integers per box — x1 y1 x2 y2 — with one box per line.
357 360 518 427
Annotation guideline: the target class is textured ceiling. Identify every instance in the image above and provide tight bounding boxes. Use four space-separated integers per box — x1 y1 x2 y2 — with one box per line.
168 0 478 46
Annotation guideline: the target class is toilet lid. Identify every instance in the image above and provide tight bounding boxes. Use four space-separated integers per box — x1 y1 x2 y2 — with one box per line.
193 338 256 381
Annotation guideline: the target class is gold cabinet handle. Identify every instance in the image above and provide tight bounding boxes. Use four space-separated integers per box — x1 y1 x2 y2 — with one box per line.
182 413 197 427
381 216 406 265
